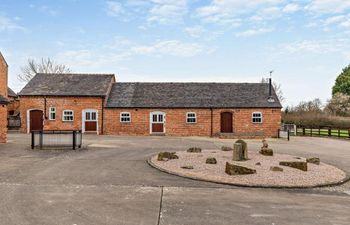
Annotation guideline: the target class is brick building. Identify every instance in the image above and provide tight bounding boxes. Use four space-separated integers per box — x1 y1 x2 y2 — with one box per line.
18 73 115 134
0 52 9 143
19 73 282 138
104 82 282 137
7 87 20 116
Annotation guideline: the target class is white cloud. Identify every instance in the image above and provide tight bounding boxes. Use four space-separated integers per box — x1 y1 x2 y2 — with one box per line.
307 0 350 14
106 1 125 16
275 39 350 55
283 3 300 13
196 0 283 25
0 15 25 32
147 0 188 24
131 40 211 57
184 26 205 38
322 14 350 28
236 28 274 37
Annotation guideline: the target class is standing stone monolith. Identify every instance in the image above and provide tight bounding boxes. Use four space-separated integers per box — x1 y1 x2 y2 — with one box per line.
233 143 245 161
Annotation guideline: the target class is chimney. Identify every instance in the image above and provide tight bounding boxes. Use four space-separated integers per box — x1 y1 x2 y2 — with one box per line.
267 78 275 103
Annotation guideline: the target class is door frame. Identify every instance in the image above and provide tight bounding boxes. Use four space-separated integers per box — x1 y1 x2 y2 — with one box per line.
27 109 44 133
82 109 99 134
220 111 233 133
150 111 166 134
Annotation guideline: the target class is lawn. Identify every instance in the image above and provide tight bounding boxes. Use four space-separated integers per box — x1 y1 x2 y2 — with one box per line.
297 128 350 138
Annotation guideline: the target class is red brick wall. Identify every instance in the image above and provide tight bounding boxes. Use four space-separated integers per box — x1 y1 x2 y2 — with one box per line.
0 105 7 143
104 108 281 138
0 53 8 142
19 96 104 133
7 96 20 114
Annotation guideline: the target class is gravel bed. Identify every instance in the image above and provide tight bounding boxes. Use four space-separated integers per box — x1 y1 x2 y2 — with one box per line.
151 150 347 188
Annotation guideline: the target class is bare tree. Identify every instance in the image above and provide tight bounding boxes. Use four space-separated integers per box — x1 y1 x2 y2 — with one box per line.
261 78 285 103
325 93 350 116
18 58 72 83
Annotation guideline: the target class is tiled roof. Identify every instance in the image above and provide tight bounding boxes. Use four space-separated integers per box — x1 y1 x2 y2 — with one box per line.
8 87 17 97
0 95 9 104
19 73 115 96
106 82 282 108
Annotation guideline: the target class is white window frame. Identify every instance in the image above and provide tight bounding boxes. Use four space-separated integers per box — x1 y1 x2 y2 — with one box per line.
120 112 131 123
186 112 197 124
62 110 74 122
49 107 56 120
252 112 263 124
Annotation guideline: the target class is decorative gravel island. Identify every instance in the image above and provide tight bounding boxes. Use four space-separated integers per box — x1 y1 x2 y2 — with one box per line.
149 140 347 188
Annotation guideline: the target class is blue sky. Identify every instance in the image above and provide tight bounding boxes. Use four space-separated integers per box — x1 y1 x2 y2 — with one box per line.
1 0 350 106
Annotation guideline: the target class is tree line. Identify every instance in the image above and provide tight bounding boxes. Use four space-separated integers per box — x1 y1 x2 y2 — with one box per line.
283 65 350 128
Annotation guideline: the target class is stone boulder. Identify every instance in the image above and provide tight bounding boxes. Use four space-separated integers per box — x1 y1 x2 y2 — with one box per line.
157 152 179 161
181 166 194 170
233 143 248 161
225 162 256 175
259 148 274 156
235 139 248 159
187 147 202 153
270 166 283 172
206 157 217 164
221 146 233 151
306 157 320 165
279 161 308 171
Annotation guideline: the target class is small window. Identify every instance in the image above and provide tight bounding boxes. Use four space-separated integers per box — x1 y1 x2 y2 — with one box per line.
120 112 131 123
252 112 262 123
49 107 56 120
62 110 74 121
186 112 197 123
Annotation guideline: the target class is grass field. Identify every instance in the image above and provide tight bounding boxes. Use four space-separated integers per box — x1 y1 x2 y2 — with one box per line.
297 128 350 138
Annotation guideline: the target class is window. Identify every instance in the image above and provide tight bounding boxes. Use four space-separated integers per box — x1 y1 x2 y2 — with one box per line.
85 111 97 121
62 110 74 121
49 107 56 120
120 112 131 122
252 112 262 123
186 112 197 123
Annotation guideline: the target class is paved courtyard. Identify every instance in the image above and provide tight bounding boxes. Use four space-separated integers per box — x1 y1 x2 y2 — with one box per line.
0 133 350 225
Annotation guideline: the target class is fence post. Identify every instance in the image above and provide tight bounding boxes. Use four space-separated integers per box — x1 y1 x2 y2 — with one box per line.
348 129 350 139
318 128 321 136
288 130 290 141
277 129 280 138
303 128 305 136
310 128 312 137
31 132 34 149
338 129 341 138
328 128 331 137
73 130 76 150
39 131 43 149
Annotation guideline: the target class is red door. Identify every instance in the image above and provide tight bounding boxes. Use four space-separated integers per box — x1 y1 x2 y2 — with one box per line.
30 110 43 131
221 112 233 133
151 113 164 133
85 111 97 132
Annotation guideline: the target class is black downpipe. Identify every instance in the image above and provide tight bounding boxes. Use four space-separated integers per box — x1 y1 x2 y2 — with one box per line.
210 108 213 137
44 97 47 119
269 78 272 97
101 97 104 135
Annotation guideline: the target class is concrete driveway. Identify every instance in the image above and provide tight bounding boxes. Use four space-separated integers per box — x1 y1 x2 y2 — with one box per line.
0 133 349 225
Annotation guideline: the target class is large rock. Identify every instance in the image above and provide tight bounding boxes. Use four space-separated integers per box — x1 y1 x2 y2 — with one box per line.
206 157 217 164
233 143 245 161
279 161 308 171
187 147 202 153
307 157 320 165
270 166 283 172
181 166 194 170
221 146 233 151
157 152 179 161
235 139 248 159
225 162 256 175
259 148 274 156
